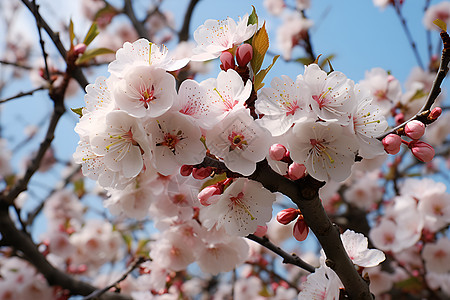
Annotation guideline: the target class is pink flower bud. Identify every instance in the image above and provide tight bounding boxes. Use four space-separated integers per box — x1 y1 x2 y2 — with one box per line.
180 165 193 176
276 208 300 225
405 120 425 140
219 51 235 71
395 113 405 125
409 140 435 163
192 167 212 179
198 185 221 206
236 43 253 66
288 162 306 180
428 107 442 120
382 134 402 154
74 43 87 55
387 74 396 82
293 216 309 242
253 225 268 237
269 144 287 161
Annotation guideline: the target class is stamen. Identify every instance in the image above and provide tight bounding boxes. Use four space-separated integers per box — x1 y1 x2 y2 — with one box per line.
230 193 255 220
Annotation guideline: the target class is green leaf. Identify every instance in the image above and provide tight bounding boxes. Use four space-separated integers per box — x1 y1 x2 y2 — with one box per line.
295 57 314 65
83 22 99 47
71 107 83 117
69 19 75 48
251 22 269 74
433 18 447 31
200 173 227 191
248 5 258 26
319 54 335 69
254 55 280 92
75 47 115 65
94 3 118 23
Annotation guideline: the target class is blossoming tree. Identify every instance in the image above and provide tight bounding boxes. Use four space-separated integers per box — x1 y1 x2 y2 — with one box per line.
1 0 450 299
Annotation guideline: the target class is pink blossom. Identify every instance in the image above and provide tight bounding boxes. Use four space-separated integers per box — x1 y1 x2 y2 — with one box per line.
219 51 235 71
409 140 435 162
269 144 287 161
382 134 401 154
276 208 299 225
288 162 306 180
405 120 425 140
236 43 253 66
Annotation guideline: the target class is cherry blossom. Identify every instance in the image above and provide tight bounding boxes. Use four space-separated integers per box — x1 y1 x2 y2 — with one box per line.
191 14 257 61
90 110 150 179
200 178 275 236
299 64 355 124
256 75 311 136
146 111 205 175
108 38 189 77
339 230 385 268
297 266 341 300
113 65 176 118
422 237 450 274
286 120 359 182
205 108 272 176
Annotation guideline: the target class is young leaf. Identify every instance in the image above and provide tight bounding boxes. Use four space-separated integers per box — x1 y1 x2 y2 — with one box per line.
251 22 269 74
69 19 75 48
295 57 314 65
253 55 280 92
433 18 447 32
248 5 258 26
75 47 115 65
83 22 99 47
71 107 84 117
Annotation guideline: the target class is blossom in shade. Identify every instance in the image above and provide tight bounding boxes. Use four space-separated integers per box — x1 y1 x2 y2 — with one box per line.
113 65 176 118
256 75 311 136
205 108 272 176
351 86 388 158
90 110 150 179
200 178 275 236
422 237 450 274
146 111 205 175
191 14 257 61
286 120 358 182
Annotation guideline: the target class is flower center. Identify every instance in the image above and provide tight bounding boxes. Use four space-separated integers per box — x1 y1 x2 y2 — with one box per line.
312 87 332 109
140 85 156 109
229 192 254 220
310 139 334 163
228 132 248 151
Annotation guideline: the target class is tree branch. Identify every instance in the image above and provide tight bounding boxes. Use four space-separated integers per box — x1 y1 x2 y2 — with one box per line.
123 0 149 39
178 0 200 42
377 30 450 140
20 0 89 89
247 234 316 273
0 208 131 300
0 86 46 104
195 157 373 299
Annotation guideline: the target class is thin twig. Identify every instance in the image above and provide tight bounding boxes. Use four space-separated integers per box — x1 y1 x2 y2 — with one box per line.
246 260 300 292
377 30 450 140
393 0 425 69
0 60 33 70
0 86 46 104
83 257 148 300
32 0 51 82
247 234 316 273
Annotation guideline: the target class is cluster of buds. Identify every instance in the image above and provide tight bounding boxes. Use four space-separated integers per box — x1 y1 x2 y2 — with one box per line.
276 208 309 241
269 144 307 180
219 43 254 71
382 107 442 162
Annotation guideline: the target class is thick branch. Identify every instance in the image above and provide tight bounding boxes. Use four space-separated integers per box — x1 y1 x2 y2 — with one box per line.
196 158 373 299
247 234 316 273
0 208 131 300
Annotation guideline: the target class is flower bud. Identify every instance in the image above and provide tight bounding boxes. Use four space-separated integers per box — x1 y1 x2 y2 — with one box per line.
180 165 193 176
409 140 435 162
192 167 212 179
219 51 235 71
382 134 402 154
395 113 405 125
428 107 442 121
74 43 87 55
236 43 253 66
198 185 221 206
405 120 425 140
288 162 306 180
253 225 268 237
293 216 309 242
269 144 287 161
276 208 300 225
